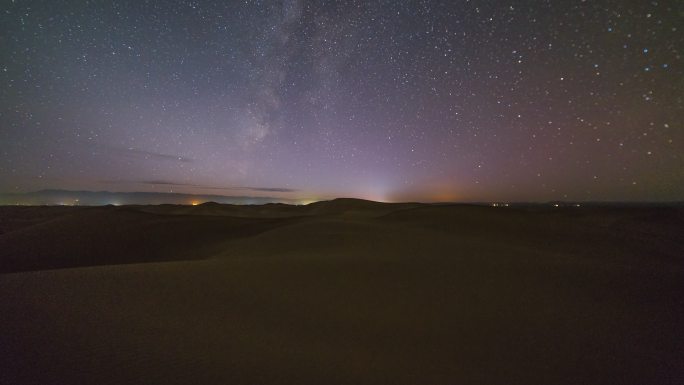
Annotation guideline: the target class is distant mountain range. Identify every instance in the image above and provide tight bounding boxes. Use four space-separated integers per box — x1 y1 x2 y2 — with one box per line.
0 189 298 206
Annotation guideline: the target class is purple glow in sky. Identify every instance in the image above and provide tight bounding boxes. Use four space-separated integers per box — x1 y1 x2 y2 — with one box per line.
1 0 682 202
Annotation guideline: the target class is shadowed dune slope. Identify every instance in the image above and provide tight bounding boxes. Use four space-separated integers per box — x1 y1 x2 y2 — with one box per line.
1 201 683 384
0 206 291 273
0 199 423 273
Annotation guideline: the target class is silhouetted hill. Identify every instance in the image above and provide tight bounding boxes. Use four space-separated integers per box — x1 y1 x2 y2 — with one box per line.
306 198 423 216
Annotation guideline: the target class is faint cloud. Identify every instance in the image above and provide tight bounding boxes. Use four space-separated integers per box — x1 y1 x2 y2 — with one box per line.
86 141 194 163
247 187 297 193
122 148 194 163
104 179 297 193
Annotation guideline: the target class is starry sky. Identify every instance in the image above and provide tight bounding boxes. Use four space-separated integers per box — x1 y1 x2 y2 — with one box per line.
1 0 682 202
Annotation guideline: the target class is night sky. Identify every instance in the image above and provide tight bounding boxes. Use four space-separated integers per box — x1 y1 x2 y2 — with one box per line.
1 0 682 203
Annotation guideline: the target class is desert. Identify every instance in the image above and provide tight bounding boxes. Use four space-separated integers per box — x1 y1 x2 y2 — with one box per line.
1 200 682 384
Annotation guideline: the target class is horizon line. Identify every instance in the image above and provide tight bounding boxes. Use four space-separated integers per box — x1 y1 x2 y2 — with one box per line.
0 189 682 206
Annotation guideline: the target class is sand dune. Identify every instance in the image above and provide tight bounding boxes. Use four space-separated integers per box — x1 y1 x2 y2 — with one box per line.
1 200 683 384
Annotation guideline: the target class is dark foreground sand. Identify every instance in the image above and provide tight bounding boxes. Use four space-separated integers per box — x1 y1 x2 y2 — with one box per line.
1 200 683 384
